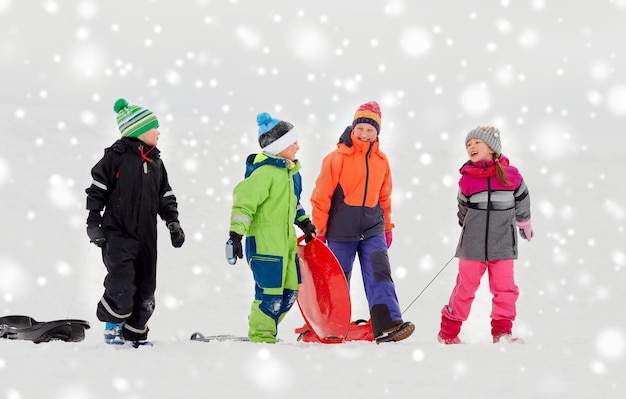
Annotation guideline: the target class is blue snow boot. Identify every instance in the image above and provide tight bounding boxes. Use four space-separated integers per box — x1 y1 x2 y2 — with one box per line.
104 322 125 345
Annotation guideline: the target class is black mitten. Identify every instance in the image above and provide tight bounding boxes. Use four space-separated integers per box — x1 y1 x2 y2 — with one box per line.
86 210 106 247
298 219 317 243
226 232 243 265
86 226 107 247
167 221 185 248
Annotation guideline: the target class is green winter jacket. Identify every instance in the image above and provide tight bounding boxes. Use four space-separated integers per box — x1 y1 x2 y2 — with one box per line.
230 153 308 294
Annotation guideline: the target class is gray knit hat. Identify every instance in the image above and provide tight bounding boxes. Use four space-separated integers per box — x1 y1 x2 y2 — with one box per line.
465 126 502 156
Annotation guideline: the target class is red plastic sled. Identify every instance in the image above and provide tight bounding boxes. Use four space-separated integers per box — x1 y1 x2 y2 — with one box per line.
295 319 374 343
295 236 374 343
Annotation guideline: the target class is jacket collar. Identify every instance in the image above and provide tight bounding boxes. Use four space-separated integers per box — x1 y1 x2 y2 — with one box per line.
244 152 301 178
337 125 379 154
109 138 160 158
460 154 510 174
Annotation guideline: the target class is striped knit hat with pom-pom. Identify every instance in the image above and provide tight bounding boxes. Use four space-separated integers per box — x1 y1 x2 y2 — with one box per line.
114 98 159 138
256 112 299 155
352 101 382 134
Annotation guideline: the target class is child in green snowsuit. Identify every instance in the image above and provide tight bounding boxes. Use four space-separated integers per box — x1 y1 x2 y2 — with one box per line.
226 112 317 343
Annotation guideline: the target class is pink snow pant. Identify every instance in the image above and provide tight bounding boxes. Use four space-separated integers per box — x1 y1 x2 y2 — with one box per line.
442 258 519 322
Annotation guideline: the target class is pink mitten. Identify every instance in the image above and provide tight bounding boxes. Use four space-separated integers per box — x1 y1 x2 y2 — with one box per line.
385 230 393 248
516 220 533 242
317 235 326 244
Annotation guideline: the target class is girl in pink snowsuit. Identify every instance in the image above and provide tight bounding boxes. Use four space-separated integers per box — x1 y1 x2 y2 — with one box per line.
438 126 533 344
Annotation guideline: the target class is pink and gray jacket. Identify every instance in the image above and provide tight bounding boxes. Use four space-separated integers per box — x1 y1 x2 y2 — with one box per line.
455 155 531 261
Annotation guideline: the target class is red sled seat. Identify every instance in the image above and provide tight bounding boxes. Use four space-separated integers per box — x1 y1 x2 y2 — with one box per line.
295 236 375 344
295 319 375 343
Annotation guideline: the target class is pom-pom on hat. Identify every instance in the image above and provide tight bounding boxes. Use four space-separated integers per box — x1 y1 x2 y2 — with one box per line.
257 112 299 156
465 126 502 156
352 101 382 134
114 98 159 138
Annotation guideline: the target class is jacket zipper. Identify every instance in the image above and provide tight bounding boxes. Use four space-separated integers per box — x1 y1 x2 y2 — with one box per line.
359 143 373 240
485 175 491 260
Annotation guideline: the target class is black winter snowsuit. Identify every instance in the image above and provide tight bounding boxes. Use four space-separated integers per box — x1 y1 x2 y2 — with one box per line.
86 137 179 340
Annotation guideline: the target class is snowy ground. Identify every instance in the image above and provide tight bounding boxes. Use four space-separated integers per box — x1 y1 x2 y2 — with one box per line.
1 1 625 398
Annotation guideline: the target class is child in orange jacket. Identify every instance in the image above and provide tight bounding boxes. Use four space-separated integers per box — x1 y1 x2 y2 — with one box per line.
310 101 414 343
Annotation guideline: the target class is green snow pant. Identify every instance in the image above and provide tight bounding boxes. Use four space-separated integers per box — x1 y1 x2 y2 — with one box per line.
247 242 300 343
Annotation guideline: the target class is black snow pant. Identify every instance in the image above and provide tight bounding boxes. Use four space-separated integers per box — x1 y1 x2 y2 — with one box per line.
97 229 157 341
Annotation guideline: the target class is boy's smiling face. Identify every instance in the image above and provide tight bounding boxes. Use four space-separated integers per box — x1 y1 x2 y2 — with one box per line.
276 141 299 162
352 123 378 142
139 128 160 147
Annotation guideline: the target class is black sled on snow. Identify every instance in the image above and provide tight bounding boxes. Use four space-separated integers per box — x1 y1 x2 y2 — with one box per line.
0 315 90 343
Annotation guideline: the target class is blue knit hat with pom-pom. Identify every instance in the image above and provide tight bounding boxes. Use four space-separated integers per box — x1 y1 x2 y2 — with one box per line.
114 98 159 138
256 112 298 155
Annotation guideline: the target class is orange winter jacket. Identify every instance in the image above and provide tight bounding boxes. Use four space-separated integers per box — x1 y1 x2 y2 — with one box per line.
311 127 394 241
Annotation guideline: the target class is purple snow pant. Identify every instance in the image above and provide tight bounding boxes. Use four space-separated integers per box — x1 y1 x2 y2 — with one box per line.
327 234 403 337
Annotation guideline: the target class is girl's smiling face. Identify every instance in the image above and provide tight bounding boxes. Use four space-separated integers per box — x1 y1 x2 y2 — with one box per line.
466 138 495 163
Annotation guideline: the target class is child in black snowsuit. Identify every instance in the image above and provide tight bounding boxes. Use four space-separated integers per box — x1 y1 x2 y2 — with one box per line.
85 98 185 345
